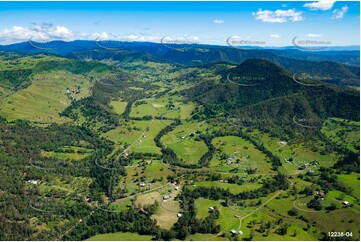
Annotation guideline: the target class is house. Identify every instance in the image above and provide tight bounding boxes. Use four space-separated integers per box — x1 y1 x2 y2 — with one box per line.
175 186 179 190
280 141 287 146
209 207 215 212
163 195 170 200
315 191 325 200
139 182 145 187
177 213 182 217
342 201 350 205
230 230 237 234
27 180 38 185
234 215 240 218
238 231 243 235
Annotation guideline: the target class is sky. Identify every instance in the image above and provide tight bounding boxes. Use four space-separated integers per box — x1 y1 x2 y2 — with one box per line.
0 1 359 46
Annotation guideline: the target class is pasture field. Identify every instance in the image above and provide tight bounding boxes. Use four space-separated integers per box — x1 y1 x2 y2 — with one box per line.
211 136 274 174
0 70 92 123
321 118 360 153
103 120 151 147
41 146 92 160
129 101 158 118
117 160 173 196
247 129 338 174
87 232 154 241
186 233 229 241
152 186 182 229
109 98 127 115
128 95 195 120
0 54 65 71
160 121 209 164
130 120 172 155
190 181 262 194
337 173 360 199
133 183 181 229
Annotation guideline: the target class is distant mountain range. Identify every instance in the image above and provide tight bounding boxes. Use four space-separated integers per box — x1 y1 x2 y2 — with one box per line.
0 40 359 86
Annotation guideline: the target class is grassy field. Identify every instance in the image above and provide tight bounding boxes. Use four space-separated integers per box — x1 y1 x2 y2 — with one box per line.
110 98 127 115
133 183 181 230
103 119 173 155
152 186 182 230
129 101 158 118
116 160 173 196
128 95 195 120
211 136 274 174
191 181 262 195
321 118 360 153
161 121 209 164
337 173 360 200
248 129 338 175
87 232 154 241
0 70 92 123
130 120 172 155
186 233 229 241
103 120 152 152
41 146 92 160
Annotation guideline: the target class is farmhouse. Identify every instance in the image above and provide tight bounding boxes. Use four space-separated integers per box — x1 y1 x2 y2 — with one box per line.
230 230 237 234
209 207 215 212
177 213 182 217
163 195 170 200
139 182 145 187
342 201 350 205
315 191 325 200
27 180 38 185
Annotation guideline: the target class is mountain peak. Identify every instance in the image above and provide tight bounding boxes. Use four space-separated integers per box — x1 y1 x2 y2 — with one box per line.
227 58 290 85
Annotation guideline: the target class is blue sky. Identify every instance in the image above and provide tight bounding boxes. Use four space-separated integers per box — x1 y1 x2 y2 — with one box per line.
0 1 359 46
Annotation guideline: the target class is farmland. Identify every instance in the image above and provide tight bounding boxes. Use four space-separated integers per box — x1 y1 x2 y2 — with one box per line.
0 40 359 242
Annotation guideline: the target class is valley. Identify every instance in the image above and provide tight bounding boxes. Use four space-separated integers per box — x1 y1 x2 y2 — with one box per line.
0 42 359 241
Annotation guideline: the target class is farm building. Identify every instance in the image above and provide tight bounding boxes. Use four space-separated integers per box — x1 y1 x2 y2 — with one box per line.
27 180 38 185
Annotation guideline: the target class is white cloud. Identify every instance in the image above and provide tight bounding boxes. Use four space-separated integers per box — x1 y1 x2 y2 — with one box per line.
0 24 165 44
213 19 225 24
253 9 303 23
332 6 348 19
305 33 322 37
270 34 281 38
303 0 336 11
0 23 74 43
